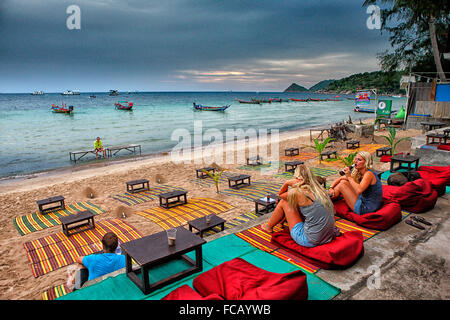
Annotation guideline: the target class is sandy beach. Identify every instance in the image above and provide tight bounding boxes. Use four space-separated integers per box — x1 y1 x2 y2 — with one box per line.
0 119 421 300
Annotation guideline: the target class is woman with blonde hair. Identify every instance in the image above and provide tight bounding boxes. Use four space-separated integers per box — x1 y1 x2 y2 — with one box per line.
328 151 382 215
261 164 338 247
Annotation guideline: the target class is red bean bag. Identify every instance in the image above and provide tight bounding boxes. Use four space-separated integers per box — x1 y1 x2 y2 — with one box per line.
270 229 364 270
382 179 438 213
437 144 450 151
333 200 402 230
380 152 408 163
417 166 450 196
161 284 224 300
192 258 308 300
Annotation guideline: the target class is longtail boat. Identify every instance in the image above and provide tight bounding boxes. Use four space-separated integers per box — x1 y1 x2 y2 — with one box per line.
237 99 260 104
289 98 308 102
115 101 133 110
354 106 375 113
51 103 73 114
326 98 343 101
193 102 230 111
269 98 282 102
308 98 327 102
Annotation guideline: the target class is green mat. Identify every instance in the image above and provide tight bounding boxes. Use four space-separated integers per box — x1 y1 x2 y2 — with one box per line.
58 234 340 300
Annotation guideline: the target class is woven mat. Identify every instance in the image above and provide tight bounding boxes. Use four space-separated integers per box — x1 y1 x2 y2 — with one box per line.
24 218 143 278
280 152 317 162
14 201 106 236
341 144 388 155
219 181 284 202
111 185 186 206
201 211 261 237
274 167 338 180
42 284 70 300
136 197 234 230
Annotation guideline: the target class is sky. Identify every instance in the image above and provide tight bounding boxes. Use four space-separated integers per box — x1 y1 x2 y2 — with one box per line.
0 0 391 93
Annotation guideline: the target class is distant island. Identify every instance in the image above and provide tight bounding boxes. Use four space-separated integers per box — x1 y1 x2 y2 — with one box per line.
283 70 406 95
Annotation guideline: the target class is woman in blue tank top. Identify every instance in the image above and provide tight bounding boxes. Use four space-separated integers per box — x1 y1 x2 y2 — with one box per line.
328 151 382 215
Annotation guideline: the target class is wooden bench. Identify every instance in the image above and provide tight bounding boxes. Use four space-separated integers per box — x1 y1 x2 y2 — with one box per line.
60 210 95 237
228 174 251 189
246 155 262 166
319 150 337 161
188 215 226 238
376 146 391 157
284 147 299 156
346 140 360 149
36 195 65 215
159 190 188 209
196 167 216 179
284 160 304 173
69 150 104 163
107 144 141 158
126 179 150 193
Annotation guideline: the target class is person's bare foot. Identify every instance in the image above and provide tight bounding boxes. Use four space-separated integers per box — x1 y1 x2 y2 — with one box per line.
260 221 273 233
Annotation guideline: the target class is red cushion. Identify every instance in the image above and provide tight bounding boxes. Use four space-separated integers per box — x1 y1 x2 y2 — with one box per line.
382 179 438 213
334 200 402 230
193 258 308 300
380 152 408 163
437 144 450 151
417 166 450 196
271 229 364 270
161 284 224 300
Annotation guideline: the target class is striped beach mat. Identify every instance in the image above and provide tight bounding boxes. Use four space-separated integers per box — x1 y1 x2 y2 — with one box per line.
201 211 261 237
219 181 284 202
111 184 186 206
274 167 338 180
280 152 317 162
42 284 70 300
14 201 106 236
189 171 237 188
341 144 388 155
24 218 143 278
136 197 234 230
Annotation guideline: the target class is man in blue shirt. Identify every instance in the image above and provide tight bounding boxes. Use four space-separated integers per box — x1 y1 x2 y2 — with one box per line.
72 232 125 290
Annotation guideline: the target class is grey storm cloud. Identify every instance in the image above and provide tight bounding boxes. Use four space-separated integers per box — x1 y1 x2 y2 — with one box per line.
0 0 391 92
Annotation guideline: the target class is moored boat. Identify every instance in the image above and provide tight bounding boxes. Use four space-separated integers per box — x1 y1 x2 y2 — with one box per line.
31 91 45 95
51 103 73 114
193 102 230 111
289 98 308 102
354 106 375 113
109 90 119 96
237 99 260 104
307 98 327 102
115 101 133 110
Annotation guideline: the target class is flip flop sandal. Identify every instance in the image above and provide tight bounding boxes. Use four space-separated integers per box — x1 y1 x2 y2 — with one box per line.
411 216 432 226
405 218 425 230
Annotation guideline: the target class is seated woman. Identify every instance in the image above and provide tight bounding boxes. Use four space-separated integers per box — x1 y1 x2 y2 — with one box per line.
261 165 338 248
328 151 382 215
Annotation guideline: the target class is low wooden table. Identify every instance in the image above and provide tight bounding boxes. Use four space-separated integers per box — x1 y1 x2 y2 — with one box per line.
420 121 446 132
36 195 65 215
196 167 215 179
284 147 299 156
346 140 360 149
126 179 150 193
60 210 95 237
254 194 279 215
246 155 262 166
121 227 206 294
159 190 188 208
284 160 304 173
390 155 420 172
188 215 226 238
228 174 251 189
376 147 391 157
319 150 337 161
426 133 448 145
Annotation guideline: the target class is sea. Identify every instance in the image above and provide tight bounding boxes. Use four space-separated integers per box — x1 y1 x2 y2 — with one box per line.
0 91 406 179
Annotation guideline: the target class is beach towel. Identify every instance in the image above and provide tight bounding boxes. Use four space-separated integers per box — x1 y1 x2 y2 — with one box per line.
24 218 142 278
219 181 283 202
382 180 438 213
417 166 450 196
136 197 233 230
111 184 186 206
161 284 224 300
271 229 364 270
192 257 308 300
333 200 402 230
14 201 106 236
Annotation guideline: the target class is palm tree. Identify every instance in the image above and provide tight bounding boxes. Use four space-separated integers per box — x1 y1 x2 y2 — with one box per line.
203 169 226 193
381 127 410 156
313 137 333 164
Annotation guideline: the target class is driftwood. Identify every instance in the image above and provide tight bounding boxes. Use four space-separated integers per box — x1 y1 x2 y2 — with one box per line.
329 122 353 141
